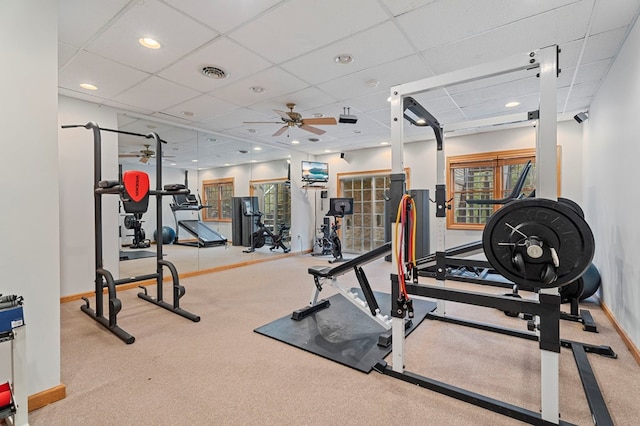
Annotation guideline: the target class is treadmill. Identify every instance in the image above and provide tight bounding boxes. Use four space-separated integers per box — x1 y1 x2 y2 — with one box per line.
170 194 227 247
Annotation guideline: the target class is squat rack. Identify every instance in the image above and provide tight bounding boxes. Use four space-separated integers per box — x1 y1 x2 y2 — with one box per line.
61 122 200 344
381 46 614 425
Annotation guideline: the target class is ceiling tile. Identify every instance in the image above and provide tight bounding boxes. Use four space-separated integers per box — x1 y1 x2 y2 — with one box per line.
59 50 150 98
58 0 130 47
161 94 242 122
58 43 78 69
85 0 219 73
420 4 592 76
317 55 434 101
164 0 284 33
280 21 415 85
112 76 201 111
561 27 628 68
228 0 389 64
380 0 435 17
158 37 272 92
397 0 582 52
591 0 640 34
211 67 309 106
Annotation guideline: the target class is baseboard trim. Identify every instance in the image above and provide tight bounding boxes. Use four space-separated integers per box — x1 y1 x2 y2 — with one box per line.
60 250 309 304
28 384 66 411
600 301 640 366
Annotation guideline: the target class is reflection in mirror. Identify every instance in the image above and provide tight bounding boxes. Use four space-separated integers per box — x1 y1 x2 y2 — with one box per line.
117 114 292 279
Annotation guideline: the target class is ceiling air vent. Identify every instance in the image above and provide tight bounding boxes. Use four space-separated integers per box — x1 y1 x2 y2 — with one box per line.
201 66 227 79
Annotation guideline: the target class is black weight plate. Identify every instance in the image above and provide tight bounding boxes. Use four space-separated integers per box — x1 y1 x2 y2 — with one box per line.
482 198 595 289
558 197 584 218
124 215 136 229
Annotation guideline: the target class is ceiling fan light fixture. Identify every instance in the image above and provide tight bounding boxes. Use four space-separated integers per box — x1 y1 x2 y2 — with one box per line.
334 54 354 64
201 66 227 79
250 86 266 93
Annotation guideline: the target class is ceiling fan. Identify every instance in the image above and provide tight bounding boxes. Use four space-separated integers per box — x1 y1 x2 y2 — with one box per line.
244 103 337 137
118 144 174 163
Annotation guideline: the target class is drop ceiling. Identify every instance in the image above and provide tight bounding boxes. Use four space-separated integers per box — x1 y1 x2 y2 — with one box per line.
58 0 640 168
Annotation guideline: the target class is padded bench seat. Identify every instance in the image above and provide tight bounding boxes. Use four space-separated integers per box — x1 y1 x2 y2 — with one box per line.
308 266 333 277
307 242 392 280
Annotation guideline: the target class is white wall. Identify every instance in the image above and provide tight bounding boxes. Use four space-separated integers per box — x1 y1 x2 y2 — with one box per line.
318 121 584 251
58 97 120 295
583 16 640 348
0 0 60 396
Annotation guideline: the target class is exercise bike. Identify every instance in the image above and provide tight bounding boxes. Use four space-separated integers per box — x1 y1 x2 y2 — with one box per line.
123 213 150 249
312 218 333 256
243 211 291 253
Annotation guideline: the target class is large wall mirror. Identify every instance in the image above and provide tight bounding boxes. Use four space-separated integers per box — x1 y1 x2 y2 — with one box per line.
116 114 292 278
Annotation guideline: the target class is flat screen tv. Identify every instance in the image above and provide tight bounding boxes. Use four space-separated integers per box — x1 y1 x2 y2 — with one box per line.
301 161 329 183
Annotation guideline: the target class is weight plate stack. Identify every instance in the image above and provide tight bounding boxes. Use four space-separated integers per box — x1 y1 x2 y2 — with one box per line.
482 198 595 290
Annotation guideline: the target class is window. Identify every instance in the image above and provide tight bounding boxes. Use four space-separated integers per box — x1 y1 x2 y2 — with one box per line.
202 178 234 222
338 169 410 253
250 179 291 234
447 149 545 230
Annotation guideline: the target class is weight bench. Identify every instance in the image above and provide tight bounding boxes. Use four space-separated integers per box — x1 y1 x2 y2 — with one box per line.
292 242 394 330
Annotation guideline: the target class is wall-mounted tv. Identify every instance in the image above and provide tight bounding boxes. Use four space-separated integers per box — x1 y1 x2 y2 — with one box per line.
301 161 329 183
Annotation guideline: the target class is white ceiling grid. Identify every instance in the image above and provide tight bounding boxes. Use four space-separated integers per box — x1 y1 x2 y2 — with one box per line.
57 0 640 168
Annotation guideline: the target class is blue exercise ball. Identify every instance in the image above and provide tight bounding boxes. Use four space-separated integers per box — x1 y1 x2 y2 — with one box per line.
153 226 176 244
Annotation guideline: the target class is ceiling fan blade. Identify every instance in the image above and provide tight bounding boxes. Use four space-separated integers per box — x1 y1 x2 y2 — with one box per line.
274 109 293 121
299 124 326 135
273 126 288 137
302 117 337 125
119 154 140 158
243 121 283 124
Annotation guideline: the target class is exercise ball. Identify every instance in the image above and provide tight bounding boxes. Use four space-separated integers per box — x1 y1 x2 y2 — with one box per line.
579 263 601 301
153 226 176 244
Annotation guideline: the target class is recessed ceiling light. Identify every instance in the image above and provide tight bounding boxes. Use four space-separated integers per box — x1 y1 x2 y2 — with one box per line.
324 149 332 153
366 79 379 88
201 66 227 79
253 146 262 151
334 54 354 64
80 83 98 91
191 159 198 163
291 140 300 145
170 163 177 166
250 86 265 93
181 111 195 117
224 163 231 166
387 96 392 102
139 37 161 49
251 160 257 163
505 101 520 108
380 142 389 145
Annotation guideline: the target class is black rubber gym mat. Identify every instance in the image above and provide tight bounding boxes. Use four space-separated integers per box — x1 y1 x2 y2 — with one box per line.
119 250 158 261
254 289 436 373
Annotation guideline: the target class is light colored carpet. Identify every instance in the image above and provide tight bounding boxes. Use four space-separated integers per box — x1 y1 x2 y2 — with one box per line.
30 254 640 425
